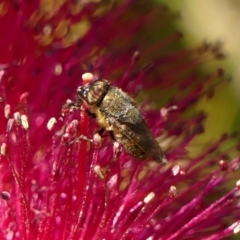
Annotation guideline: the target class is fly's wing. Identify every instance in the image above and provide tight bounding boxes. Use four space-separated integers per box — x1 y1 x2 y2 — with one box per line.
100 86 167 164
107 115 167 164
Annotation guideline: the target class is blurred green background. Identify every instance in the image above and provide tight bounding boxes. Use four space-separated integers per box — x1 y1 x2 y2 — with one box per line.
156 0 240 149
157 1 240 239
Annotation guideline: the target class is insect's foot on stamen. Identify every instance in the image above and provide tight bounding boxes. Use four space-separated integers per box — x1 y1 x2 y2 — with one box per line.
113 142 123 160
69 135 93 145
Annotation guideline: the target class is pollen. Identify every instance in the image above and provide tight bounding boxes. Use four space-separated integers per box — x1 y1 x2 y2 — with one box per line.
82 72 93 84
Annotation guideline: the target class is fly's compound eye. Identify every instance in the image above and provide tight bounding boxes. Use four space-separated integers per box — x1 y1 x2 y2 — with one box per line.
77 80 109 105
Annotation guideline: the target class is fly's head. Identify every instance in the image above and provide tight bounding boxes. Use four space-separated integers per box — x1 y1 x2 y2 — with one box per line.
76 79 110 106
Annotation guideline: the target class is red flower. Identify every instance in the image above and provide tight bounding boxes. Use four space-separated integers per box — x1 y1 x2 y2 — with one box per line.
0 1 239 239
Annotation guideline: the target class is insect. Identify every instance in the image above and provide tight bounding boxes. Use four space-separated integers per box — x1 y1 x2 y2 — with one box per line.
64 77 167 164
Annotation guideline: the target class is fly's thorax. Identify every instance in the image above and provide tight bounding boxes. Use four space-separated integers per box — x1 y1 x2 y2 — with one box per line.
88 106 110 130
99 87 142 124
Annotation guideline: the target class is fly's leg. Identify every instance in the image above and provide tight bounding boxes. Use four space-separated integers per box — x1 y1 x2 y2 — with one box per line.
112 141 123 160
85 109 97 119
68 134 93 145
96 128 122 160
61 99 82 117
